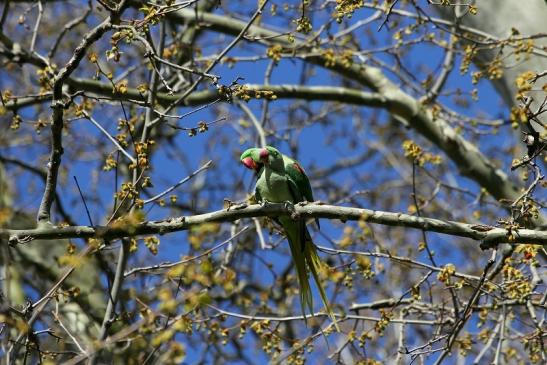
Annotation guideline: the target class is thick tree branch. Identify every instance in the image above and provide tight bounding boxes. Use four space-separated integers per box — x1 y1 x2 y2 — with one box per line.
168 6 533 224
3 203 546 247
36 4 126 224
64 78 387 107
8 69 535 228
1 3 538 221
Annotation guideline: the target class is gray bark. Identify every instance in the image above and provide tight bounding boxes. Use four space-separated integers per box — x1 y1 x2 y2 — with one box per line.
434 0 547 124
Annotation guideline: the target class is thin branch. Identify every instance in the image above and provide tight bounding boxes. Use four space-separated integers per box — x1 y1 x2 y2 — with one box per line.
29 0 43 53
73 176 94 226
433 250 497 365
350 298 413 311
143 160 212 204
253 217 269 249
207 304 449 326
493 304 507 365
378 0 400 31
331 10 382 39
151 51 219 80
0 0 10 30
422 26 456 103
82 111 136 164
124 226 249 277
236 100 267 148
94 238 129 349
53 303 88 356
48 0 92 58
259 58 275 139
151 0 271 126
327 247 483 283
473 320 502 364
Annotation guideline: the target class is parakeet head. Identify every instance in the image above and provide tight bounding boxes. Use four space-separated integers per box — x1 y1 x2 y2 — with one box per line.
240 148 263 171
240 146 284 171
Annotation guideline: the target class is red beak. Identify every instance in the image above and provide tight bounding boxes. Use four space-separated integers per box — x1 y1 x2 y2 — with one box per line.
241 156 259 170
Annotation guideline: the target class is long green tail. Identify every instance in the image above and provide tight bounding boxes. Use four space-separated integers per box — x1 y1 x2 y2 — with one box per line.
283 219 340 332
286 230 313 322
304 240 341 332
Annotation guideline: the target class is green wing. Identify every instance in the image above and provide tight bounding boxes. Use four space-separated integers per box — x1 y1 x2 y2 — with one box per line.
284 157 320 229
255 187 262 203
285 176 307 251
254 166 264 202
284 158 314 203
286 174 304 203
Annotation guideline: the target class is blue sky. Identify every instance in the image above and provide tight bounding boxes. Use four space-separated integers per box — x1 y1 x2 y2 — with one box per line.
1 1 540 363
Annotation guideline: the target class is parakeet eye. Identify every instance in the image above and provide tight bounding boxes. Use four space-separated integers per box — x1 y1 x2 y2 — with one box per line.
267 147 278 156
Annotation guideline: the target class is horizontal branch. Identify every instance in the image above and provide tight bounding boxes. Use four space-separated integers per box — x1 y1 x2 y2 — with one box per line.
2 4 540 229
5 78 389 119
169 6 538 226
207 304 450 326
67 79 387 108
2 203 546 248
67 77 218 106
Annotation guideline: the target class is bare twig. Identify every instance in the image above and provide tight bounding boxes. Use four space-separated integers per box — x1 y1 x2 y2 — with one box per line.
150 0 270 126
73 176 94 226
143 160 213 204
124 226 249 276
237 100 267 148
473 320 502 364
433 250 497 365
253 217 269 249
53 303 88 356
48 0 92 58
422 26 456 103
82 111 136 164
378 0 400 31
29 0 43 53
493 304 507 365
207 304 449 326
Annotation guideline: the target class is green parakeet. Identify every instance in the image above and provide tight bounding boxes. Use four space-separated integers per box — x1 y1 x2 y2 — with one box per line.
240 146 339 331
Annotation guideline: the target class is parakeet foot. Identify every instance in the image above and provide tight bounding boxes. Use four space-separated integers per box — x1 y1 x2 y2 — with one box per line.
284 200 300 220
224 199 248 211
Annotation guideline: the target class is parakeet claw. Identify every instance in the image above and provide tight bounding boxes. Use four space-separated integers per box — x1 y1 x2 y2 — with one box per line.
284 201 300 220
224 199 248 211
233 203 248 210
260 199 271 207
